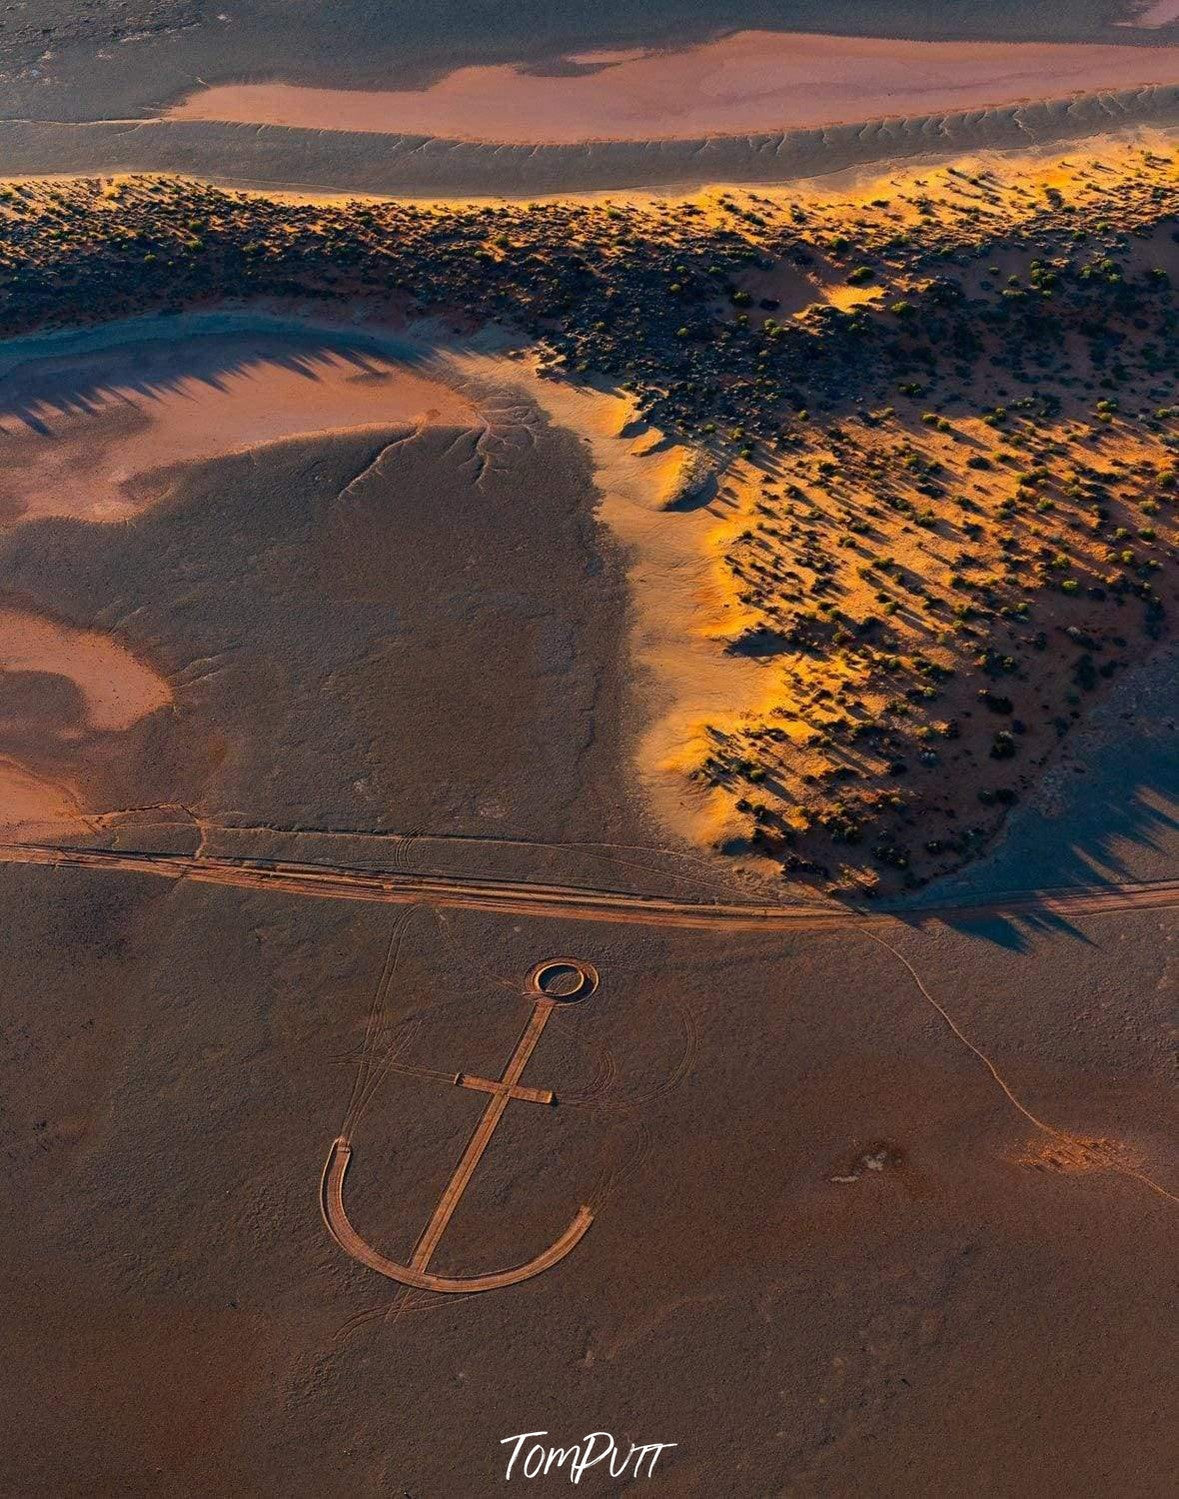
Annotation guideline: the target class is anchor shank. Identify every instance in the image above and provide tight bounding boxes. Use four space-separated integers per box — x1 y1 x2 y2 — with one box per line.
409 998 555 1273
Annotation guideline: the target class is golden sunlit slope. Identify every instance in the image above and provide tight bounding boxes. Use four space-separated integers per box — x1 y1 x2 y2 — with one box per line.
0 138 1175 888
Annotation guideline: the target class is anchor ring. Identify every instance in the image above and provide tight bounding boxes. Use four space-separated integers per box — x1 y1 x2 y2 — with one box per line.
526 957 599 1003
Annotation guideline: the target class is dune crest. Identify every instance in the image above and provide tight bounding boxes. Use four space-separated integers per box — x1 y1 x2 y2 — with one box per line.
444 352 765 847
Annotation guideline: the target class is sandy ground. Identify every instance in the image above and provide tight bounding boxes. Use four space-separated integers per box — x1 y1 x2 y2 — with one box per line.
0 756 89 837
0 328 475 527
166 31 1179 144
0 605 169 733
0 314 776 863
4 9 1179 194
0 76 1175 1495
0 857 1174 1496
1121 0 1179 25
0 306 1173 1493
5 2 1174 127
0 319 497 842
0 594 173 838
447 356 770 847
3 87 1175 200
0 314 639 866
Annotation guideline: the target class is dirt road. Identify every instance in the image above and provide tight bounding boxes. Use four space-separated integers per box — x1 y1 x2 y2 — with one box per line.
2 839 1177 931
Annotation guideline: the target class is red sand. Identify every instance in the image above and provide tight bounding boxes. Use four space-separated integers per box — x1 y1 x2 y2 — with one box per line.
0 331 476 838
165 31 1179 143
0 339 474 528
0 605 170 734
0 757 86 836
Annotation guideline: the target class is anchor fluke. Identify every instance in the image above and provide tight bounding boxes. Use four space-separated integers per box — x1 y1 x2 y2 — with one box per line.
320 1135 593 1294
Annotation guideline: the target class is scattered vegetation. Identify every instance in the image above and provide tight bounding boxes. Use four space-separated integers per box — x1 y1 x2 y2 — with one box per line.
0 143 1175 891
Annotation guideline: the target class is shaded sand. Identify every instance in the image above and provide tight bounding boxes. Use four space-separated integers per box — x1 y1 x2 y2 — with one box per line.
444 350 765 848
165 31 1179 144
5 89 1178 198
0 327 475 527
0 314 645 861
0 606 170 733
0 317 483 841
1 857 1176 1495
0 142 1173 881
0 604 168 835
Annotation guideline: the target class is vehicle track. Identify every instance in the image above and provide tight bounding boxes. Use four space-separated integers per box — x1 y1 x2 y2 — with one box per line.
3 840 1179 931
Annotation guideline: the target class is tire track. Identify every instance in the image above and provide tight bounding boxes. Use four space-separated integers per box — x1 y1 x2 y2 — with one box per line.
3 839 1178 932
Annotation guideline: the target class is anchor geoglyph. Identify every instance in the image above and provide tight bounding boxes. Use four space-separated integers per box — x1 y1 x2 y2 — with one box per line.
321 957 598 1294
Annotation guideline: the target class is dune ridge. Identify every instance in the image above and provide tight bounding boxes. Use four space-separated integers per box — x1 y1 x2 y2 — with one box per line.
1 84 1177 195
164 32 1179 144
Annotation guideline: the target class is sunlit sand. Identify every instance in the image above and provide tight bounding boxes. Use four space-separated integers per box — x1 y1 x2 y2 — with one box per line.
0 605 170 733
449 355 770 846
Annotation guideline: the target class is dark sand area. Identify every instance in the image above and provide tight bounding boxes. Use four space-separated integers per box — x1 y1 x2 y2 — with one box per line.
0 314 1174 1495
930 637 1179 905
0 318 637 852
5 2 1179 194
168 32 1179 144
2 2 1172 125
3 86 1178 198
0 858 1174 1495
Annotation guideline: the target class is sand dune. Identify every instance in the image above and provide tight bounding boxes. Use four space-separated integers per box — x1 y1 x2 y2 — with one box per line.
449 355 769 848
3 85 1177 197
165 31 1179 143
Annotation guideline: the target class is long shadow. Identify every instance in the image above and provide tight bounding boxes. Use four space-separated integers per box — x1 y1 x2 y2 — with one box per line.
3 311 1175 946
0 321 426 437
893 648 1179 949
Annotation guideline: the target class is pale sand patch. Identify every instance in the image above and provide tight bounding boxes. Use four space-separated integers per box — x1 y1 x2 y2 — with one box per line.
0 318 486 839
564 49 651 68
0 606 171 732
445 349 765 846
1012 1135 1142 1175
0 335 476 527
1118 0 1179 28
818 283 884 313
165 31 1179 144
0 758 89 839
